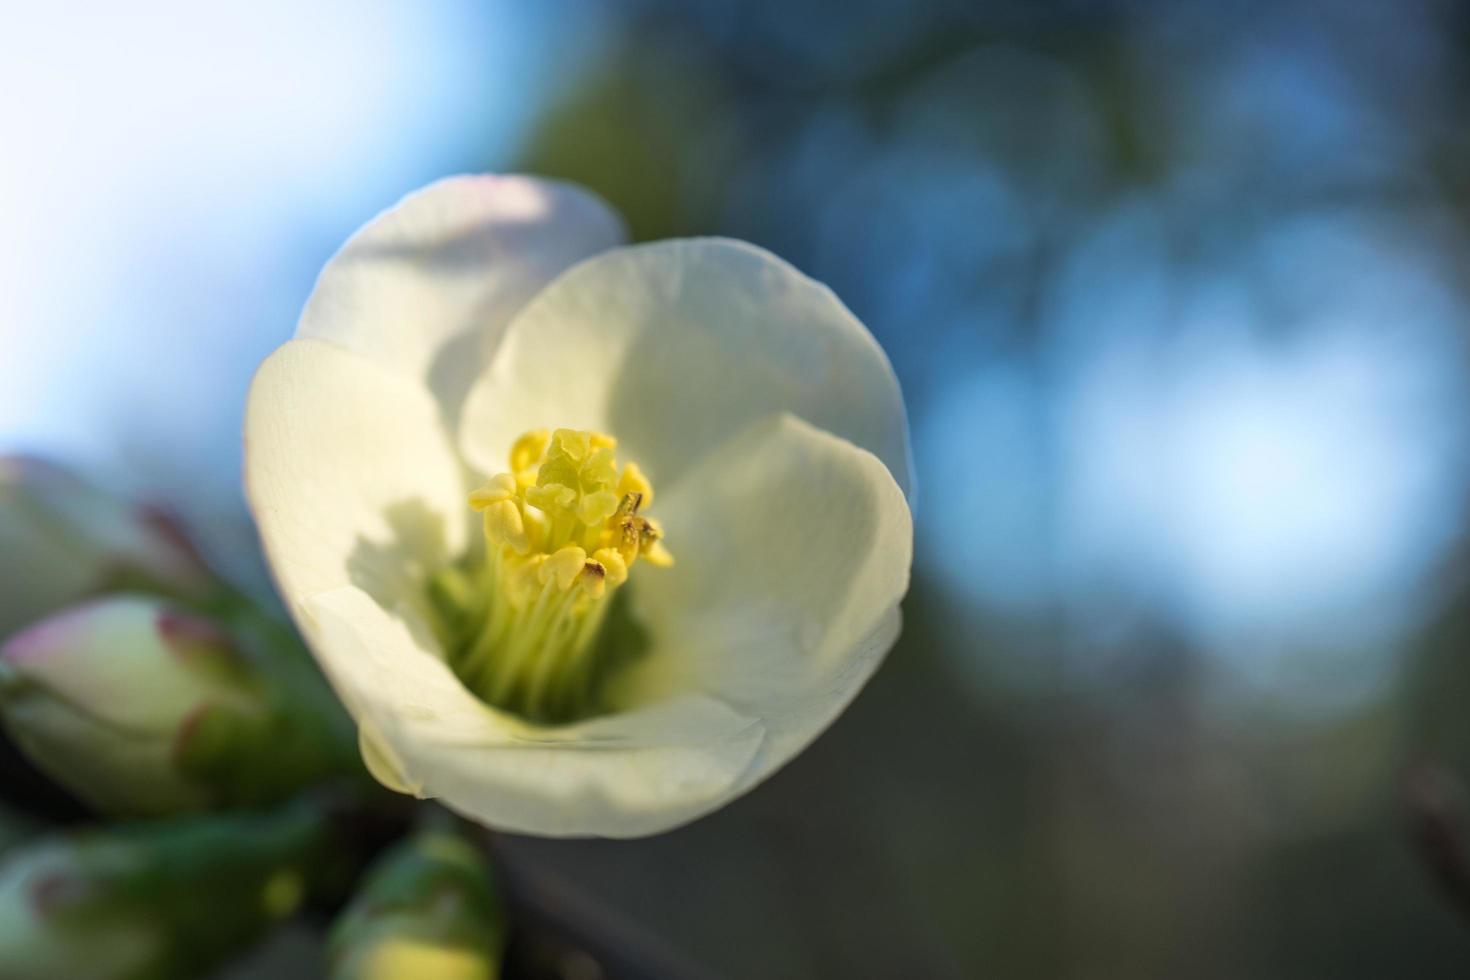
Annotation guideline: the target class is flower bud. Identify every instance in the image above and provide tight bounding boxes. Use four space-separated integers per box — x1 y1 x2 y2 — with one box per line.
0 595 354 816
0 803 326 980
0 457 217 639
328 830 506 980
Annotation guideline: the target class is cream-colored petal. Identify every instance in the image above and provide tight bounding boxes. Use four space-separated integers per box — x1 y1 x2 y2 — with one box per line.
298 174 625 424
624 413 912 800
304 586 766 838
358 726 417 797
457 239 912 497
244 339 470 612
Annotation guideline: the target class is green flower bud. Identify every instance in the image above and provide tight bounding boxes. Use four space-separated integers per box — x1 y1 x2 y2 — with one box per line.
0 457 218 639
0 803 327 980
328 830 506 980
0 595 355 816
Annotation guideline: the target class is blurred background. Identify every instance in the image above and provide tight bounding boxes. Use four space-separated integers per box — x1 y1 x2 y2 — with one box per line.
5 0 1470 975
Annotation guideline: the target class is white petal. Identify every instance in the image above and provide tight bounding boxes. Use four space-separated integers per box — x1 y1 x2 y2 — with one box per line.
297 174 625 424
357 726 416 796
304 585 766 838
244 339 470 611
624 413 912 801
457 239 913 497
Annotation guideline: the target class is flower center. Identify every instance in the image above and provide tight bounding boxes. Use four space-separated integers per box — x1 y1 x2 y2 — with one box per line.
436 428 671 723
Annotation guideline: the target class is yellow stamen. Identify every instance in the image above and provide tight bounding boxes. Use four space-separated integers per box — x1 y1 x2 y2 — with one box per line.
468 473 516 509
454 428 673 723
482 499 527 553
579 560 607 599
591 548 628 588
509 429 550 476
617 462 654 508
539 546 587 591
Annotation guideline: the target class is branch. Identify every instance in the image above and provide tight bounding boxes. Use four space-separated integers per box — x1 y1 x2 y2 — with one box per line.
483 834 719 980
1404 760 1470 924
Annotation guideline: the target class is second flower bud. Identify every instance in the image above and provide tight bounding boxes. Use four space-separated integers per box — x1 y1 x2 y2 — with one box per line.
0 594 356 816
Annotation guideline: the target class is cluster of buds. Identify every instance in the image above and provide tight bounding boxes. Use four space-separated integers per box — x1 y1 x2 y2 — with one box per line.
0 457 372 976
0 803 327 979
0 595 354 816
0 461 358 822
0 456 359 818
0 455 515 978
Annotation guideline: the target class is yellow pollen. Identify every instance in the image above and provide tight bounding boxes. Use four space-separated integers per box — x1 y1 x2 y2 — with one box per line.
451 427 673 723
592 548 628 588
579 560 607 599
617 462 654 507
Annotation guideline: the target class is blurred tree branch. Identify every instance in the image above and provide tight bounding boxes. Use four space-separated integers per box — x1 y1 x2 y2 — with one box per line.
484 833 718 980
1405 761 1470 925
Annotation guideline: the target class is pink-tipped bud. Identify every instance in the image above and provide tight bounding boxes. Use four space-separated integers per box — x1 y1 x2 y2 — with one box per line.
0 596 262 816
0 457 217 640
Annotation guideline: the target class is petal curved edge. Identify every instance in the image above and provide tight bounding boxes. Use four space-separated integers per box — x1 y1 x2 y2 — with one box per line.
244 338 470 610
628 412 913 802
457 238 913 498
304 585 767 838
297 174 627 424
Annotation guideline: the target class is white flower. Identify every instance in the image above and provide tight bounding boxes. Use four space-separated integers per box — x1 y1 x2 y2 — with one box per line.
245 175 913 837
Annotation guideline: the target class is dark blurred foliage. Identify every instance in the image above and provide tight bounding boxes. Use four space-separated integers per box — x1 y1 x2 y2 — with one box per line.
505 0 1470 976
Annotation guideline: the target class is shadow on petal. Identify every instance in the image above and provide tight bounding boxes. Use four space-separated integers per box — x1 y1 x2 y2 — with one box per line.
347 498 454 630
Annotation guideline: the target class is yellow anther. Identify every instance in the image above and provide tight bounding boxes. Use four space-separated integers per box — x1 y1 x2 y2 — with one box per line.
468 473 517 510
538 546 587 591
483 499 528 553
579 560 607 599
589 431 618 450
615 492 643 518
617 462 654 508
592 548 628 588
615 519 641 564
509 429 550 474
637 518 674 567
641 540 675 568
577 490 620 527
